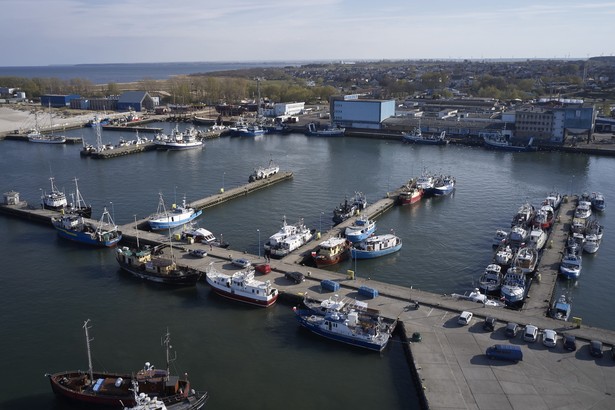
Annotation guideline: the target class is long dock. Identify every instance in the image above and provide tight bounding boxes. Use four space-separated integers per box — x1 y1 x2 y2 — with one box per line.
3 179 615 409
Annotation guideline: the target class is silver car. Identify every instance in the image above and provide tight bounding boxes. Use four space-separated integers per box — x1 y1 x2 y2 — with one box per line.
543 329 557 347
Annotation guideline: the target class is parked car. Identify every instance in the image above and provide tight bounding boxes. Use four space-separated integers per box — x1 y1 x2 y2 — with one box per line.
589 340 603 358
483 316 496 331
563 334 577 351
505 322 519 338
232 258 252 268
285 271 305 284
543 329 557 348
485 344 523 363
523 324 538 343
458 311 473 326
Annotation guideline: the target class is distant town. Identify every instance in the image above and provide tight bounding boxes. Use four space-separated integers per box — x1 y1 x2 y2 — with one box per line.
1 58 615 143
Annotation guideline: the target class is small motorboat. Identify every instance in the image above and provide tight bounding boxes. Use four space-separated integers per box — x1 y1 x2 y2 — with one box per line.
559 252 582 279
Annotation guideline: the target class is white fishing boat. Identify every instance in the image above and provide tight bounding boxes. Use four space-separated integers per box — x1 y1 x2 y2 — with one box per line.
559 252 582 279
591 192 605 212
41 176 68 211
205 263 278 307
500 267 526 305
513 246 538 274
268 224 314 258
155 125 203 150
148 193 202 230
478 264 503 294
494 243 515 267
492 229 509 247
248 159 279 182
583 233 600 254
544 191 562 210
264 216 312 256
508 225 529 248
528 227 548 250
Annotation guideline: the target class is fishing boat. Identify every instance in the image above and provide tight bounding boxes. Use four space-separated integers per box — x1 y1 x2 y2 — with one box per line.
550 295 572 321
263 216 304 253
482 132 536 152
148 193 202 231
292 305 394 352
46 320 207 408
583 233 601 254
116 244 201 286
305 122 345 137
543 191 562 210
332 192 367 225
236 124 266 137
500 266 526 305
532 205 554 229
311 236 351 268
248 159 279 182
528 227 548 250
28 110 67 144
268 223 315 258
432 175 456 196
492 229 509 247
398 184 423 205
513 246 538 274
511 202 535 228
350 233 402 259
205 263 279 307
508 225 529 248
66 177 92 218
41 176 68 211
477 263 503 295
155 125 203 150
344 214 376 243
591 192 605 212
403 129 448 145
559 252 582 279
494 243 515 267
574 201 592 219
52 207 122 247
415 170 435 195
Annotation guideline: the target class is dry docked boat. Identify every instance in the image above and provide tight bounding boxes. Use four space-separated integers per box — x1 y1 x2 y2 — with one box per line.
311 236 351 268
205 263 279 307
46 320 207 408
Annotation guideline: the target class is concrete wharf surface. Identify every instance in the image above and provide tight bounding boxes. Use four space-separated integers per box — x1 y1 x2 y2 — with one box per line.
3 178 615 409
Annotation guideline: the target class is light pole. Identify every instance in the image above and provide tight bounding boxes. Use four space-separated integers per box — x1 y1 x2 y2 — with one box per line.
319 211 323 234
257 229 261 258
223 172 225 190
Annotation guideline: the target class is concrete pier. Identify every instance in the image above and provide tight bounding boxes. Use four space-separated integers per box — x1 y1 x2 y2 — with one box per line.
3 179 615 409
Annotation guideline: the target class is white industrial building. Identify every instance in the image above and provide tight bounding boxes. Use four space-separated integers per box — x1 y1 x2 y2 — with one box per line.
330 95 396 129
274 102 305 116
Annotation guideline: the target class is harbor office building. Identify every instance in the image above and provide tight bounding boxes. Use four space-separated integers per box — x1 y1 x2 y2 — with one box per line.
330 95 396 129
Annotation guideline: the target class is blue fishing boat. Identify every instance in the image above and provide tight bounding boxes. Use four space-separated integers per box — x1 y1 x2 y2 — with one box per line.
51 208 122 247
148 193 202 231
350 233 402 259
551 295 572 321
432 175 456 196
559 252 582 279
500 267 526 305
236 124 265 137
293 306 394 351
344 214 376 243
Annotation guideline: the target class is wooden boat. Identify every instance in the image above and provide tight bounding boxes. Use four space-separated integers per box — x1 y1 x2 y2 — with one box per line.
311 236 350 268
46 320 208 408
116 244 201 286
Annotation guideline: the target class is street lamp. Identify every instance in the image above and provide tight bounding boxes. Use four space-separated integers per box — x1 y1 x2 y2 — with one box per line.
319 211 324 234
257 229 261 258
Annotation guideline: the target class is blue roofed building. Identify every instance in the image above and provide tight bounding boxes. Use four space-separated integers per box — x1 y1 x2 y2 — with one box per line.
116 91 155 112
41 94 81 107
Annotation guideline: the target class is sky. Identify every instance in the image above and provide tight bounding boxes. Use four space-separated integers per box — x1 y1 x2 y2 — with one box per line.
2 0 614 66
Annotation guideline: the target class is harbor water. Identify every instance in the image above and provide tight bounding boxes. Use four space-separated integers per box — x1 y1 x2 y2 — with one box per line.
1 124 614 409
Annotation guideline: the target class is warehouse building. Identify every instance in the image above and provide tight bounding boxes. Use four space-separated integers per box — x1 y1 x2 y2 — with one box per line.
41 94 81 107
330 95 396 129
116 91 155 112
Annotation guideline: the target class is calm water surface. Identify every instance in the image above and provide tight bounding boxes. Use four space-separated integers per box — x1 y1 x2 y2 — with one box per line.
0 125 613 409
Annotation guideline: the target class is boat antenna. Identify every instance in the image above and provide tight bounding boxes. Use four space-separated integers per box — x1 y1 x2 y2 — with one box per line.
83 319 94 383
162 328 176 381
134 215 140 249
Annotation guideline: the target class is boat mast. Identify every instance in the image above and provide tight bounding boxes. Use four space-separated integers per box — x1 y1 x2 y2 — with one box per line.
134 215 140 249
162 328 176 381
83 319 94 383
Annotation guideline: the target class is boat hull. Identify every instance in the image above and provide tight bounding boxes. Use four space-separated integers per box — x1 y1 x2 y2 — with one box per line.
350 242 402 259
313 250 349 268
117 260 200 286
54 226 122 247
205 275 278 307
149 210 202 230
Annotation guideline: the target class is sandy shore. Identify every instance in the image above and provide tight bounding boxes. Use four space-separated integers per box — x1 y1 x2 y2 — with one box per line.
0 106 108 134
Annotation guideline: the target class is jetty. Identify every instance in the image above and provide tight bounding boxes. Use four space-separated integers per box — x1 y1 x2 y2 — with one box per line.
3 177 615 409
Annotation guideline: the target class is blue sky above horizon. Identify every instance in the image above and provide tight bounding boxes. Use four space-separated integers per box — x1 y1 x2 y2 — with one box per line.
3 0 614 66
